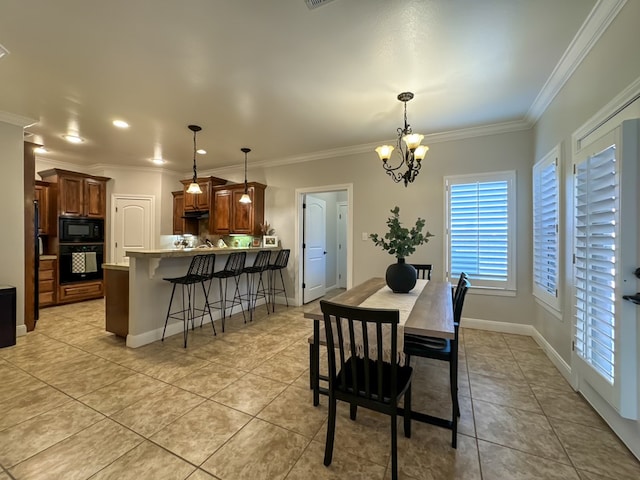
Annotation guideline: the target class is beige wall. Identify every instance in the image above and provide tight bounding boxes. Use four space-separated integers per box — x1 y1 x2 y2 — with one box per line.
0 120 27 332
533 0 640 363
248 127 534 324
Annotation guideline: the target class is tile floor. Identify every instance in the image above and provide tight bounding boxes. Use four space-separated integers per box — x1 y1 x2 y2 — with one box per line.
1 297 639 480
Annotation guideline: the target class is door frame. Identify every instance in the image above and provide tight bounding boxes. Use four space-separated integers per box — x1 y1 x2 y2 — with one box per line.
295 184 353 306
110 194 156 264
337 201 348 289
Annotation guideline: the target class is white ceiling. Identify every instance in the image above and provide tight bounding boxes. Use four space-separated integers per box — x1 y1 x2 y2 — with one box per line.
0 0 599 173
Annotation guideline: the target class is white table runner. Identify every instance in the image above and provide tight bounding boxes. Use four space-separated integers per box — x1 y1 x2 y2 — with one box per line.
341 279 427 366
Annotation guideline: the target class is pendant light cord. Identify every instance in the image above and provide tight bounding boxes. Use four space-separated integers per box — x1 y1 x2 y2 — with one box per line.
192 129 198 182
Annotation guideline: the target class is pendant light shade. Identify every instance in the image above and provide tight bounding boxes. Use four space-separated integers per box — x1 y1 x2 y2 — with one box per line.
239 147 252 204
187 124 203 194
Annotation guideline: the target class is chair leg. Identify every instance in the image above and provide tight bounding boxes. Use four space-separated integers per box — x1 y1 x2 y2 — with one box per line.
350 404 357 420
450 358 458 448
324 395 337 467
162 283 177 342
404 383 412 438
280 269 289 306
201 280 216 336
182 284 188 348
390 413 398 480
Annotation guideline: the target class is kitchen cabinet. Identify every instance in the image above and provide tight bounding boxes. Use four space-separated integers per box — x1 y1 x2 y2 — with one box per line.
105 266 129 337
58 280 103 304
211 182 266 235
35 181 50 235
38 257 56 307
172 191 198 236
180 176 227 212
38 168 110 218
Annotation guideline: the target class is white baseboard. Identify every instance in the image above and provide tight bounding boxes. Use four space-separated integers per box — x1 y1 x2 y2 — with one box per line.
16 324 27 337
530 328 575 389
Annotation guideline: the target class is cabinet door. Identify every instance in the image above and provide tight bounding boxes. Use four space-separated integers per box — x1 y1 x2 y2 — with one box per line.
34 184 49 235
59 176 84 216
212 189 232 234
84 179 106 217
196 181 210 210
183 188 198 211
232 188 253 234
172 191 185 235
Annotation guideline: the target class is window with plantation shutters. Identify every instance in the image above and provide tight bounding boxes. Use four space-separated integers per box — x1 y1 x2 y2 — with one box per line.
533 147 560 311
445 171 516 293
573 143 617 385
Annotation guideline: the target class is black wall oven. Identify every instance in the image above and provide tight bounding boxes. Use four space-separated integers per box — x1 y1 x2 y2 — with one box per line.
59 244 104 284
59 217 104 243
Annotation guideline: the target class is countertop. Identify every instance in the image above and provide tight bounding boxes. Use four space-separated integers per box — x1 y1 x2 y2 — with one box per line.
126 246 279 258
102 263 129 271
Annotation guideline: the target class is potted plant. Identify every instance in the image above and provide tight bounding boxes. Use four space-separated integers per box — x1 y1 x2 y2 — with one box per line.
370 206 433 293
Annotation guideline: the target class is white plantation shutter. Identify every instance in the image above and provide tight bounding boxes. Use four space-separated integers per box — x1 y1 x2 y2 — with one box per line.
533 148 560 310
574 144 617 384
446 171 515 291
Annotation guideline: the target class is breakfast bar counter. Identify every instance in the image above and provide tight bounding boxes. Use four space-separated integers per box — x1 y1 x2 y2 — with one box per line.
124 247 275 348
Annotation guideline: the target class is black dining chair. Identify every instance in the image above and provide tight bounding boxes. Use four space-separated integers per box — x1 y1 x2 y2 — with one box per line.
403 277 470 448
452 272 468 303
162 253 217 348
319 300 413 480
411 263 432 280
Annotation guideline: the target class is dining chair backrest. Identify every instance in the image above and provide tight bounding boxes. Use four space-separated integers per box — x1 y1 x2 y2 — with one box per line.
411 264 432 280
186 254 216 280
452 272 468 305
223 251 246 275
320 299 401 404
452 278 470 335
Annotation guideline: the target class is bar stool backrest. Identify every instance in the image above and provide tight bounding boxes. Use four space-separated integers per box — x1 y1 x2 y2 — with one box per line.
273 249 290 269
253 250 272 271
224 251 246 275
187 254 216 279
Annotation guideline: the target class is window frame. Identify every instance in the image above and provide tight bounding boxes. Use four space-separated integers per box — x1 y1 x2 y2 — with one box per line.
532 145 562 315
444 170 517 296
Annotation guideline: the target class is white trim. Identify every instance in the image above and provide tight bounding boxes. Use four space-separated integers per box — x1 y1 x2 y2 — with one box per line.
16 324 27 337
0 111 37 128
572 75 640 154
467 287 516 298
295 184 353 307
526 0 628 123
110 194 156 263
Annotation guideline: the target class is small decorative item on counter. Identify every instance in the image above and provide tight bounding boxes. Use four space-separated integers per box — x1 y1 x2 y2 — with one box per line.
260 221 275 236
216 238 227 248
252 237 261 247
263 235 278 247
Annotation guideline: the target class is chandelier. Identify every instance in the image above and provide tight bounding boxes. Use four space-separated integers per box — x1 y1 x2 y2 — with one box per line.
375 92 429 186
186 124 203 194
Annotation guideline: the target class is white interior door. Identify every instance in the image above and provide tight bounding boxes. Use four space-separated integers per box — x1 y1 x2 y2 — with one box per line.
112 195 154 264
303 195 326 303
337 202 347 288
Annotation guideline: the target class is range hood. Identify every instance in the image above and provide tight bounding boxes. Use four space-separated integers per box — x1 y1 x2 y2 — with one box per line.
182 210 209 220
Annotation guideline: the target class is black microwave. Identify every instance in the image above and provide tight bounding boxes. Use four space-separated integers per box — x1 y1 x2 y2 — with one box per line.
59 217 104 243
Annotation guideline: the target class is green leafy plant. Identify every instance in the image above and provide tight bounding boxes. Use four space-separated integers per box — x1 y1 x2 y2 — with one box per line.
370 206 433 259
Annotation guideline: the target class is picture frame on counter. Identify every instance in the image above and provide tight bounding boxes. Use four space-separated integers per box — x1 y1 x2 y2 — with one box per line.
252 237 261 247
263 235 278 247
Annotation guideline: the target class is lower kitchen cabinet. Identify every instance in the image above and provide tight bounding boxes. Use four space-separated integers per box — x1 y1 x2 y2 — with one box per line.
38 257 57 307
58 280 103 304
104 266 129 337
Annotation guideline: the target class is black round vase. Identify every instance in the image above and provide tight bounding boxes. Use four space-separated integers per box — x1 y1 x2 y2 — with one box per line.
385 258 417 293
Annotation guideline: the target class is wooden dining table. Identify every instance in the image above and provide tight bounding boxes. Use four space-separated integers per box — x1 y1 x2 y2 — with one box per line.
303 277 455 430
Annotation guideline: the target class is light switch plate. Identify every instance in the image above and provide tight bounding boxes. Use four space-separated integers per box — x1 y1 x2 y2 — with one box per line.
362 232 368 241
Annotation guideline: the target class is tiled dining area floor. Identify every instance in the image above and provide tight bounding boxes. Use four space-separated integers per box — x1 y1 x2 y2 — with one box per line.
1 297 640 480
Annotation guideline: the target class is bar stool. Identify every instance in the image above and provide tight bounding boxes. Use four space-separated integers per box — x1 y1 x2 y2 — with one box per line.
162 254 216 348
241 250 272 322
211 251 246 331
267 249 290 312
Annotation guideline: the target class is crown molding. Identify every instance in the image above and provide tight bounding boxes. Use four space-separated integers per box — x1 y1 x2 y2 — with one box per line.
90 163 182 176
526 0 627 124
0 111 37 128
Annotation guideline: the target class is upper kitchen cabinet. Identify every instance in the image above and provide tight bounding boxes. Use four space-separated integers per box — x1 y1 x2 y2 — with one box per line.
211 182 266 235
38 169 110 218
180 176 227 212
34 180 50 235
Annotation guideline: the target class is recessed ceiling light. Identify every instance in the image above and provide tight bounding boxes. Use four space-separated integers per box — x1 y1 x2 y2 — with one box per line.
152 158 166 165
62 134 84 144
113 120 129 128
34 146 48 154
197 149 206 155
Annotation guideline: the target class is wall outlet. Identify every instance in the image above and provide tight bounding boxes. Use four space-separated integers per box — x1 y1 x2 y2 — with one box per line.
362 232 369 241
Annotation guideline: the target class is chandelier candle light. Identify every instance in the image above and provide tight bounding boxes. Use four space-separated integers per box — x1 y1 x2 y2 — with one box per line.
375 92 429 187
239 147 252 204
186 124 203 195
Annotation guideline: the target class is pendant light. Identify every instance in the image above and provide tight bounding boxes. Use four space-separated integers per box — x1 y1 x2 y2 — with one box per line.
239 147 252 204
186 124 203 194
